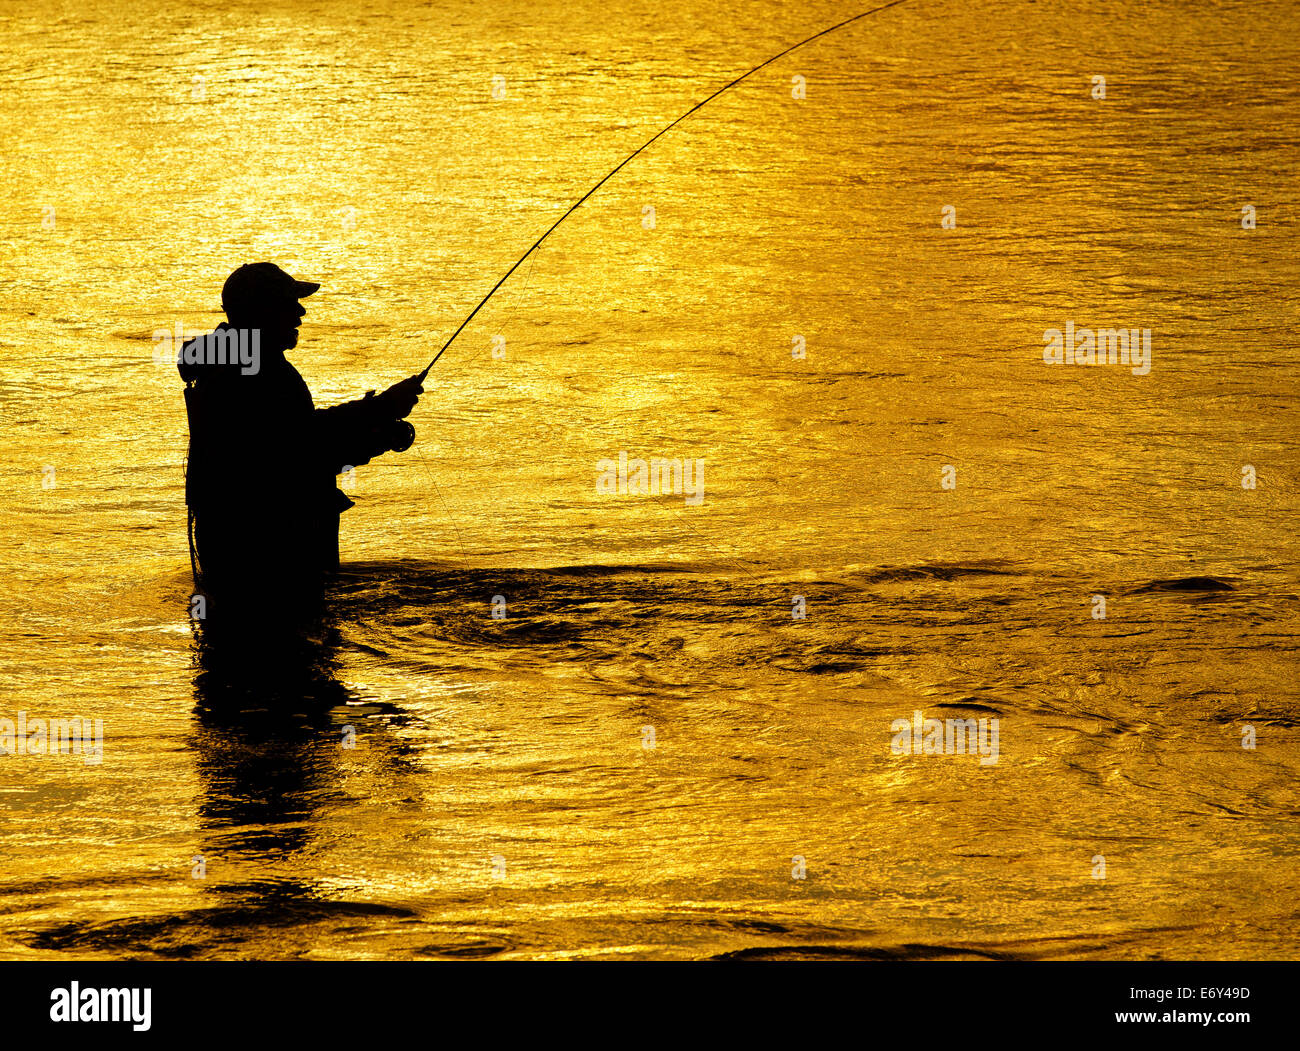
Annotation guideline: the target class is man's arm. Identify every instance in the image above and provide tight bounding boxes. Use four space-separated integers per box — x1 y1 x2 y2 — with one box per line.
313 375 424 473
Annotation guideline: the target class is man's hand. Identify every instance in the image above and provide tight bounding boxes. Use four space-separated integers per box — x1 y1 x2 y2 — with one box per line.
377 374 423 419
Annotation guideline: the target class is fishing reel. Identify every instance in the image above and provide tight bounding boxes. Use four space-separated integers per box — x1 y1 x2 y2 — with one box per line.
377 417 416 453
360 389 417 453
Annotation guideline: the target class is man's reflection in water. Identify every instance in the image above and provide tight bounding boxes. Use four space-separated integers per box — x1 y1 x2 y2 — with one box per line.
187 610 417 905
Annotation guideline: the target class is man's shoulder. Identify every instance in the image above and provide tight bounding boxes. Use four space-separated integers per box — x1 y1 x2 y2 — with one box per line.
178 324 247 383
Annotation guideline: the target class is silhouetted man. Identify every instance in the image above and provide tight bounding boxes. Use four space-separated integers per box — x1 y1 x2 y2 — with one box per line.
179 263 422 620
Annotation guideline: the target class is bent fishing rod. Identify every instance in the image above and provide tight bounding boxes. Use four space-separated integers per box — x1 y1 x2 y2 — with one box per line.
414 0 914 384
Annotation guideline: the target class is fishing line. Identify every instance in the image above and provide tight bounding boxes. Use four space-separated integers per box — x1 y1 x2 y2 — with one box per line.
406 252 539 556
411 441 470 561
657 499 763 580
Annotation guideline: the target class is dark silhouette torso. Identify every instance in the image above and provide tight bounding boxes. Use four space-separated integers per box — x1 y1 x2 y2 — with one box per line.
180 325 391 615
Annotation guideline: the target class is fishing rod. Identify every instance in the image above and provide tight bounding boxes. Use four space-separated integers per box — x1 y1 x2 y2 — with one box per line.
414 0 914 383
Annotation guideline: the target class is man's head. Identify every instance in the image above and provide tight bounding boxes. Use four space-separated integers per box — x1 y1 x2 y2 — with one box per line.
221 262 319 352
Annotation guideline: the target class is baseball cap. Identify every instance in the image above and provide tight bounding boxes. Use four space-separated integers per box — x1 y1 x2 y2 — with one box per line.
221 262 320 315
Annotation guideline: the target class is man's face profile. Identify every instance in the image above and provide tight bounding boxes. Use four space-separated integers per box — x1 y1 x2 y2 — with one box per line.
237 294 306 353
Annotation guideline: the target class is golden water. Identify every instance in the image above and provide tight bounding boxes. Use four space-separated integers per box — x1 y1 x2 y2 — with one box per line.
1 0 1298 959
